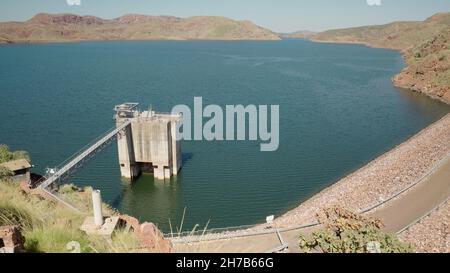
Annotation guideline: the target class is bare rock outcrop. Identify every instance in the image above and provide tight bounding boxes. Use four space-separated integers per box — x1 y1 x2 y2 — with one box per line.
118 215 172 253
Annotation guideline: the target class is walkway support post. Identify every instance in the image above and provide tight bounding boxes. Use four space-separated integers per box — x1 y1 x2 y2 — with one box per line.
92 190 103 227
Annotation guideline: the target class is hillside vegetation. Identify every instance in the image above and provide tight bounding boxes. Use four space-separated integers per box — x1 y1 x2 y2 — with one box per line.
0 145 141 253
309 13 450 103
0 145 30 164
393 28 450 102
311 13 450 50
0 180 140 253
0 13 280 43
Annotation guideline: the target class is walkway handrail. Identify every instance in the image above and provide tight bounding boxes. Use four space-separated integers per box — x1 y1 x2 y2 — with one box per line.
396 197 449 235
52 124 120 172
361 153 450 213
167 222 320 244
39 120 132 189
41 188 82 213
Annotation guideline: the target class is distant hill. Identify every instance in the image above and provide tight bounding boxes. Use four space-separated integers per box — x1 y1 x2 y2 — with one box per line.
0 13 280 43
310 13 450 104
281 30 317 39
311 13 450 50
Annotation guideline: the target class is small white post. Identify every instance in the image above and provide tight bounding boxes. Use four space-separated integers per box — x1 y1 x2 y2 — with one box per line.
92 190 103 227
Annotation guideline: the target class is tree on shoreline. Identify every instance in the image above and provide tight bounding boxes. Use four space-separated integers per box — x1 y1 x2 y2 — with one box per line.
0 144 30 164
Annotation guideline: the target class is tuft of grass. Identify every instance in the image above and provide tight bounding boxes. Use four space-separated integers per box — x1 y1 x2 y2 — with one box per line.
58 185 117 215
58 184 78 194
24 226 92 253
89 229 142 253
0 203 35 229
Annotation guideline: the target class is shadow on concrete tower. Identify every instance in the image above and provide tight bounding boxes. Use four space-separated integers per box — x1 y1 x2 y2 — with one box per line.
114 103 182 180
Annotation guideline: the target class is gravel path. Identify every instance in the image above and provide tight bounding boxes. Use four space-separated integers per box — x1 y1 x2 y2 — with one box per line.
398 200 450 253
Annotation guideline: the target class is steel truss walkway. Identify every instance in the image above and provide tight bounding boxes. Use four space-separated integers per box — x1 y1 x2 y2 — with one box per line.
39 120 132 189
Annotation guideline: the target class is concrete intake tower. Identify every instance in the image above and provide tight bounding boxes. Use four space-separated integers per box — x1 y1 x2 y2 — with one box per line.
114 103 182 180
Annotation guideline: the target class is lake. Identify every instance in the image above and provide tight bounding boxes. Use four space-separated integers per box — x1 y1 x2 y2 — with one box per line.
0 39 448 232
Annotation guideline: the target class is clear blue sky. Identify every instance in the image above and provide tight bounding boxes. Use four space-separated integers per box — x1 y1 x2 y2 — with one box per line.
0 0 449 32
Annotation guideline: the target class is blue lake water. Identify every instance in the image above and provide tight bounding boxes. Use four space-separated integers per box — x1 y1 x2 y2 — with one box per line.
0 39 448 231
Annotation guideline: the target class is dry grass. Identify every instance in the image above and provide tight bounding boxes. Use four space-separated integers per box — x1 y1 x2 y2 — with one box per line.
0 180 139 253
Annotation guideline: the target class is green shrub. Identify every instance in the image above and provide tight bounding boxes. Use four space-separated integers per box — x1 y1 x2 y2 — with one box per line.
0 166 13 179
0 145 10 163
12 150 31 162
0 144 30 164
298 207 414 253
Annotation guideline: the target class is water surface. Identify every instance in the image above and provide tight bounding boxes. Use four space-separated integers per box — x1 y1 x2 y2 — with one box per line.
0 39 448 231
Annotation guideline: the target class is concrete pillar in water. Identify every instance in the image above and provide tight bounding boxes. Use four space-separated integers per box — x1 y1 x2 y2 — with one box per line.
115 103 141 180
92 190 103 227
170 120 182 175
116 121 140 179
154 166 165 180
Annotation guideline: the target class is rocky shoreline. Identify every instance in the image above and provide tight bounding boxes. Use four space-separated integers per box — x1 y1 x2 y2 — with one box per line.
273 113 450 228
309 37 450 105
392 29 450 105
308 13 450 105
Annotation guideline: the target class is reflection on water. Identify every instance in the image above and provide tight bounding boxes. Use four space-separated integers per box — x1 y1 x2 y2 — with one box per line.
120 174 186 230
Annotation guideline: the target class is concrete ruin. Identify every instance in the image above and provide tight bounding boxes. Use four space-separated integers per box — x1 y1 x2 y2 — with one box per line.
79 189 172 252
115 103 182 180
0 226 25 253
0 159 31 184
